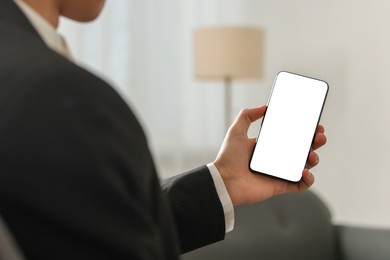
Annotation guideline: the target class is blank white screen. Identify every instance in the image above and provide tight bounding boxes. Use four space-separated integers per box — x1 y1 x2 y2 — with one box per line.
250 72 328 182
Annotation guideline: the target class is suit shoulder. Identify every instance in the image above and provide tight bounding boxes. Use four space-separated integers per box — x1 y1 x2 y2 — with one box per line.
0 23 120 104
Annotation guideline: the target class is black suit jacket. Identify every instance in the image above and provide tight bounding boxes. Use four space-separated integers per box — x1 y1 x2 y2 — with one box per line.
0 1 225 259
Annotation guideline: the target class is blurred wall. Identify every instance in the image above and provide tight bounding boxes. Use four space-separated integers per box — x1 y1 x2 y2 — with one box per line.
60 0 390 229
237 0 390 229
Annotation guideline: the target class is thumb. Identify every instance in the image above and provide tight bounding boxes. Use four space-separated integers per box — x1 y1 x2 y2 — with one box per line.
229 106 267 135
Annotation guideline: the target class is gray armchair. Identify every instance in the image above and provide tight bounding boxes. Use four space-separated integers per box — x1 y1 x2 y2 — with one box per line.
182 191 390 260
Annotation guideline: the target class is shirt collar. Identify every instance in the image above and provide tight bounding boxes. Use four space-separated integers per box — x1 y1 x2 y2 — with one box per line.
13 0 72 59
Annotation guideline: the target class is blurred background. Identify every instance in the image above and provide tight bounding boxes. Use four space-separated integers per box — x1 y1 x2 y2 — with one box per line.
59 0 390 229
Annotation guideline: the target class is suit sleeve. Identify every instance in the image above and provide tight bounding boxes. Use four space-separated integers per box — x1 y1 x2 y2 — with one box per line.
161 166 226 253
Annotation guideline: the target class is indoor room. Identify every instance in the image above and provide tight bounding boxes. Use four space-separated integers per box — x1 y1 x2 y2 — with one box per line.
58 0 390 259
0 0 389 259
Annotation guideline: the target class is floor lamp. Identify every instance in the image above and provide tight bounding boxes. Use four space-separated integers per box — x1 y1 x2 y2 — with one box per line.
194 27 264 131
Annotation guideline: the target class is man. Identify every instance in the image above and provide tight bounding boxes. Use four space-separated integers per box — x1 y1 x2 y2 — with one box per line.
0 0 326 259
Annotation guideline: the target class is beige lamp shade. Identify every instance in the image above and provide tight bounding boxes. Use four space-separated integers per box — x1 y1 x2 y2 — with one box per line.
194 27 265 80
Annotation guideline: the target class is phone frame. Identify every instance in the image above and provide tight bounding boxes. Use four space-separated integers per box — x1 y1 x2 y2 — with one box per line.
249 71 329 182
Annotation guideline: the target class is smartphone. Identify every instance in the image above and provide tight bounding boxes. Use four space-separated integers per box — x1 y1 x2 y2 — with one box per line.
249 71 328 182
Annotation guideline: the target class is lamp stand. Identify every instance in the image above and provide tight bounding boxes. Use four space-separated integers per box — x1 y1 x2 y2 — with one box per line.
224 76 232 132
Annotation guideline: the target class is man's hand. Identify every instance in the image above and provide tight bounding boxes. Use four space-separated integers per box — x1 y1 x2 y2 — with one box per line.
214 106 327 206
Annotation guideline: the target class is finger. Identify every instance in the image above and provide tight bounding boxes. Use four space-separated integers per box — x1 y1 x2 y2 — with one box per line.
249 137 257 145
284 169 314 193
230 106 267 135
298 169 315 191
316 124 325 134
248 137 257 151
306 151 319 169
311 133 327 151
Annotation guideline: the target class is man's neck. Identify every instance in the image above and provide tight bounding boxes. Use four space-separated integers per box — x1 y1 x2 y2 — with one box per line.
20 0 59 28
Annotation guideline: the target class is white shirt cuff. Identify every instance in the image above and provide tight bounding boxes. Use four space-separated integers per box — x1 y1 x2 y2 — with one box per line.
207 163 234 233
